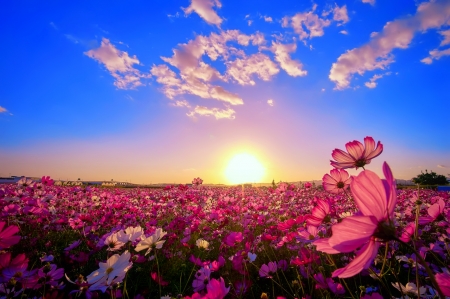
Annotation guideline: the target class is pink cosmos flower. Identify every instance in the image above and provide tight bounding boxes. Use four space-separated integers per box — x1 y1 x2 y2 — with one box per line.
259 261 277 278
399 222 416 243
435 272 450 296
314 162 396 278
224 232 243 247
330 136 383 169
306 199 331 227
322 169 352 194
0 221 20 249
41 176 54 186
193 266 211 292
205 277 230 299
419 198 446 225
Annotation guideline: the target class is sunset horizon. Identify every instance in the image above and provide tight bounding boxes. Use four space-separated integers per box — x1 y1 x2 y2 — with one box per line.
1 0 449 185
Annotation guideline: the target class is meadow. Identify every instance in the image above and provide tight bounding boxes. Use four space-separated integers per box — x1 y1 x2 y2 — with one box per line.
1 138 449 299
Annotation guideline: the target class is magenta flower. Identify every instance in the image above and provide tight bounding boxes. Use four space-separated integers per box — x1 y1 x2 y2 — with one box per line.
330 136 383 169
0 221 20 249
41 176 54 186
314 162 397 278
224 232 243 247
435 272 450 296
306 199 331 227
419 198 446 225
322 169 352 194
259 261 277 278
205 277 230 299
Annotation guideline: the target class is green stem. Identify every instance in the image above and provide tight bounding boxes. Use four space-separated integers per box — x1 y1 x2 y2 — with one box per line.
155 251 162 298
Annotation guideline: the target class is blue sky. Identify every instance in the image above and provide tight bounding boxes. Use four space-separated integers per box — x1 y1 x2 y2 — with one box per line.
0 0 449 184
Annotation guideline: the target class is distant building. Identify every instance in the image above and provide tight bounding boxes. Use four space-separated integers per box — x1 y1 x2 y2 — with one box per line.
0 176 22 184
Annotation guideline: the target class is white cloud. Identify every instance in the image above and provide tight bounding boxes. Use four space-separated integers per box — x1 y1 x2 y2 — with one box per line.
421 47 450 64
187 106 236 119
152 30 270 108
321 88 325 92
247 20 253 26
282 4 331 40
271 42 307 77
171 99 191 108
333 5 349 24
438 164 448 168
267 99 274 106
329 0 450 90
0 106 7 113
340 30 348 35
183 0 223 27
226 53 279 85
85 38 147 89
264 16 273 23
439 29 450 46
365 72 391 89
362 0 375 5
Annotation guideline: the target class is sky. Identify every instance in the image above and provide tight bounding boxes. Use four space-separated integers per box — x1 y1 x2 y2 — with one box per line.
0 0 449 184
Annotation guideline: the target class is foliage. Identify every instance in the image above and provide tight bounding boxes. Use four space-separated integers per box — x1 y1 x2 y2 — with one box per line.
412 169 449 185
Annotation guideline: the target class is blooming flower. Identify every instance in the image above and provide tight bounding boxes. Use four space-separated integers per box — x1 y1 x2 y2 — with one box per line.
314 162 397 278
322 169 352 193
196 238 209 249
419 198 446 225
86 251 132 292
135 228 167 256
435 272 450 296
330 136 383 169
205 277 230 299
0 221 20 249
391 282 426 298
192 266 211 292
259 261 277 278
306 199 331 227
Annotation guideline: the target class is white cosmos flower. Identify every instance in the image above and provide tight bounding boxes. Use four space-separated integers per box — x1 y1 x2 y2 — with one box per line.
86 250 132 291
135 228 167 256
196 238 209 249
391 282 426 297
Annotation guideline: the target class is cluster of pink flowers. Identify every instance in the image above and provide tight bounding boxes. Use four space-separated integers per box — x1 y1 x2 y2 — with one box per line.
0 139 449 298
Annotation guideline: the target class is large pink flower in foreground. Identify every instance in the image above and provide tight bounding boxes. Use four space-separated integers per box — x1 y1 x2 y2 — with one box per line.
314 162 396 278
330 137 383 169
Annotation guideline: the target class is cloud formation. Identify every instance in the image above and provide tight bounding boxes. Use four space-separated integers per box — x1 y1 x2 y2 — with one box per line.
364 72 390 89
267 99 274 106
85 38 147 89
187 105 236 119
183 0 223 27
282 4 331 40
0 106 7 113
421 48 450 64
226 53 279 85
332 5 349 24
437 164 448 168
271 42 307 77
329 0 450 89
362 0 375 5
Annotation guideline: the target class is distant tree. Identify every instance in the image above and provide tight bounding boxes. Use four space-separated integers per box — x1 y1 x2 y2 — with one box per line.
272 179 276 188
412 170 449 185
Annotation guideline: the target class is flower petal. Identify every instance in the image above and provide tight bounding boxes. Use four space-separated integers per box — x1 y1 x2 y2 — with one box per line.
351 170 387 221
332 239 379 278
328 216 377 253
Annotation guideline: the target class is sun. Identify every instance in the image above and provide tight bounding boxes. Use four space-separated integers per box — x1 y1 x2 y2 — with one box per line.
225 153 265 185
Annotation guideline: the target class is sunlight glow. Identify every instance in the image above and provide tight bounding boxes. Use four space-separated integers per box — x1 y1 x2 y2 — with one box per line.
225 153 265 184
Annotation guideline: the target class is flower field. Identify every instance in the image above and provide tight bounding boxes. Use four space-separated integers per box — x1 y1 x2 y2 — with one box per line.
1 137 449 299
